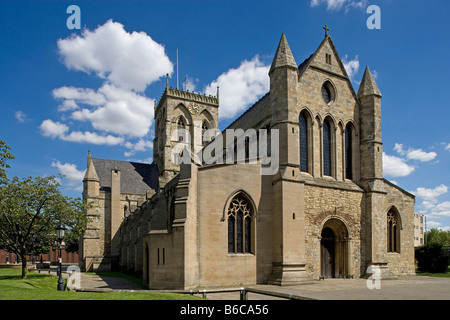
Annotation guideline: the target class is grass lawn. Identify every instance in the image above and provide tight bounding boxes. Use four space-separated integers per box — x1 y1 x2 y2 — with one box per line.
0 268 201 300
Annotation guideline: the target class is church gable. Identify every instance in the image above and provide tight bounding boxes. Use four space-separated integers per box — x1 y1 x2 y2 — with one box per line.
297 35 359 123
306 36 350 80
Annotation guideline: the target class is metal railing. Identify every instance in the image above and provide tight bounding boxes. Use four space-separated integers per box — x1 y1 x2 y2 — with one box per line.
186 287 316 300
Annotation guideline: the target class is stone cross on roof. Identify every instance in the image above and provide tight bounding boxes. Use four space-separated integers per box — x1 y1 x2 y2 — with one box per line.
323 25 330 37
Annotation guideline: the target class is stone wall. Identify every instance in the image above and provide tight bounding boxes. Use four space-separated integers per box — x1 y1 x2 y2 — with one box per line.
196 163 265 287
304 181 364 279
383 180 416 275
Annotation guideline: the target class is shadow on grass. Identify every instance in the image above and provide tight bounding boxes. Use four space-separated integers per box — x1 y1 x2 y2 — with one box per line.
0 273 52 281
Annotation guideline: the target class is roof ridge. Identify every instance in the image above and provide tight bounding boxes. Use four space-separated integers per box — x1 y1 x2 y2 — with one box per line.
91 157 154 166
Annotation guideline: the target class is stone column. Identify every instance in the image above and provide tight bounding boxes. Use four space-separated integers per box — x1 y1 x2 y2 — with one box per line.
110 168 121 268
268 168 312 285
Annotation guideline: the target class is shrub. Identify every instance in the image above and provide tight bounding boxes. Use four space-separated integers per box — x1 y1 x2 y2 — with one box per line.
415 244 449 273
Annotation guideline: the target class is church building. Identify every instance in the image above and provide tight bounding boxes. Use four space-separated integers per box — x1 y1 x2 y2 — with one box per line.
80 30 416 289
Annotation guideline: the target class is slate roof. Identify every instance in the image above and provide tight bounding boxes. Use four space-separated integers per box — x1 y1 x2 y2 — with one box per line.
91 158 158 194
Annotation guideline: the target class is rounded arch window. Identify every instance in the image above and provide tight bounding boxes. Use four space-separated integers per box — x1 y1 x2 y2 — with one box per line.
321 81 336 105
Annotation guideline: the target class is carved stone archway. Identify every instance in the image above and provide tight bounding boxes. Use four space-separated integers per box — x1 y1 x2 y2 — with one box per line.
320 218 350 279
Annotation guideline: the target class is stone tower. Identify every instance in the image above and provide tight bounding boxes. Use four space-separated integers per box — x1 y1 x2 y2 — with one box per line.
267 33 311 285
80 151 101 271
358 65 383 184
358 66 396 279
153 77 219 185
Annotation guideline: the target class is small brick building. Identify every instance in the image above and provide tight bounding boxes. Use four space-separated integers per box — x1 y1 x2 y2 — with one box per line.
0 248 78 265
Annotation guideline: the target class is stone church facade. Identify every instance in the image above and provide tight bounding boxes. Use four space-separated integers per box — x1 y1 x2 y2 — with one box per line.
80 32 416 289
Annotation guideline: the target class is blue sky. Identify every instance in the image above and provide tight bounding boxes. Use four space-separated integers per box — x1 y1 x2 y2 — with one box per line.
0 0 449 231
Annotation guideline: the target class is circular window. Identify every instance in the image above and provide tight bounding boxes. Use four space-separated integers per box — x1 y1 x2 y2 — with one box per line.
321 81 336 105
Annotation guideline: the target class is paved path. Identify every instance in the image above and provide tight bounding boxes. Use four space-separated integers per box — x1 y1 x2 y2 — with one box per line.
74 272 450 300
201 276 450 300
78 273 143 291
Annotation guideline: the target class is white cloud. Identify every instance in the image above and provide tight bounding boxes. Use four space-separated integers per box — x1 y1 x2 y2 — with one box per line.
393 143 405 154
205 56 269 119
371 69 378 79
182 76 198 92
406 149 437 162
67 84 154 137
40 119 124 145
426 220 443 229
53 86 106 106
413 185 448 201
51 160 86 191
15 111 29 123
310 0 367 11
342 55 360 82
382 152 415 177
40 120 69 138
445 143 450 151
57 19 173 92
414 185 450 223
62 131 124 145
124 139 153 157
57 99 79 112
43 20 168 149
394 143 437 162
310 0 347 10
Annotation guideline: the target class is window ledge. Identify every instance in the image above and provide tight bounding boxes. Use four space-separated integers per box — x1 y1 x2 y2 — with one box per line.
227 253 255 257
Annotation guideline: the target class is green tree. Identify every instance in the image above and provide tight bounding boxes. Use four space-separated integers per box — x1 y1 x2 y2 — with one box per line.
426 228 450 246
0 140 15 184
415 243 449 273
0 174 89 279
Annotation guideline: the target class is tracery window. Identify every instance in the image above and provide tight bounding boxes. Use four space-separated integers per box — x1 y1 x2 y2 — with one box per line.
387 210 400 253
227 194 253 254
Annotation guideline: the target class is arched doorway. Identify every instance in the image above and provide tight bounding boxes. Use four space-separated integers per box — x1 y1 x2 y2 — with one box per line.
320 218 350 279
321 228 335 278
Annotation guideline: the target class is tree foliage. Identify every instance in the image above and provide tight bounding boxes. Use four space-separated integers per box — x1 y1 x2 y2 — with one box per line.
425 228 450 246
415 243 449 273
0 141 89 279
0 140 14 184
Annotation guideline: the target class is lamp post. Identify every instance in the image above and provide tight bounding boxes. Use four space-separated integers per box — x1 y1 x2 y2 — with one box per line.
56 225 66 291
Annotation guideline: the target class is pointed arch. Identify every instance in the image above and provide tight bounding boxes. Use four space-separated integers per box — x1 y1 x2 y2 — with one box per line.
322 116 335 177
173 103 193 125
224 190 256 254
387 206 402 253
345 122 355 180
176 115 187 142
299 109 313 174
199 109 215 126
201 120 211 146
